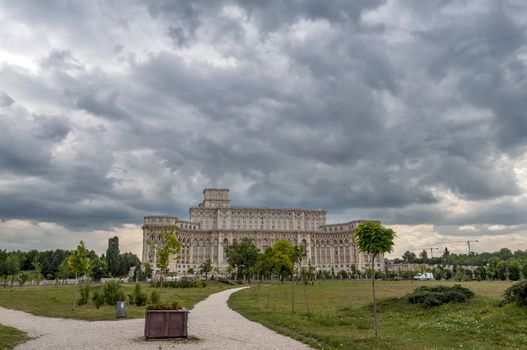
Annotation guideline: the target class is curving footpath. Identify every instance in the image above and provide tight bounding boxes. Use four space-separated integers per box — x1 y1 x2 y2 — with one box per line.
0 287 313 349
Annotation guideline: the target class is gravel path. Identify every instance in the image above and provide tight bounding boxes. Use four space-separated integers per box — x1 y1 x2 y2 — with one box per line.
0 287 313 350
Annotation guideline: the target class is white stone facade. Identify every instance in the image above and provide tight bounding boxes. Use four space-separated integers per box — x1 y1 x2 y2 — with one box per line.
142 189 384 274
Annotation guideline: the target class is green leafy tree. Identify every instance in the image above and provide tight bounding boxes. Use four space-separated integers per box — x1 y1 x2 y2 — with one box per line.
199 259 212 280
33 257 43 285
9 255 21 287
474 266 486 281
226 238 259 282
270 240 294 282
1 254 20 288
496 260 508 280
119 252 141 276
67 241 91 309
419 249 428 261
156 225 181 289
256 247 275 280
89 256 108 282
402 251 416 263
17 272 29 286
106 236 121 277
142 262 153 280
354 222 396 337
291 245 308 315
509 260 521 281
57 260 73 280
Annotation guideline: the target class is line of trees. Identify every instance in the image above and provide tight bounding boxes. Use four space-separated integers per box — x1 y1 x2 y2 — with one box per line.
394 247 527 281
397 247 525 266
225 238 303 282
0 236 142 287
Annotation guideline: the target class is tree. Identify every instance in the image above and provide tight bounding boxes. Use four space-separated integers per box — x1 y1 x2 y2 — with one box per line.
119 252 141 277
256 247 275 280
474 266 486 281
270 240 294 282
89 256 108 282
225 238 259 282
57 260 73 280
419 249 428 261
354 222 396 338
508 260 521 281
496 260 508 280
199 259 212 280
5 255 20 287
402 251 416 263
144 262 153 279
0 253 20 288
106 236 121 277
290 245 308 315
67 241 91 309
156 225 181 289
33 257 43 285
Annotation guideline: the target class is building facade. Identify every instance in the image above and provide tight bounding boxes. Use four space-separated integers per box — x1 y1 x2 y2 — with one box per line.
142 189 384 274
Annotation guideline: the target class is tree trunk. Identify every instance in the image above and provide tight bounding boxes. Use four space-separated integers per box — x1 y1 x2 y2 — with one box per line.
10 275 14 287
267 283 270 307
72 272 78 309
292 270 295 313
371 255 378 337
301 269 311 318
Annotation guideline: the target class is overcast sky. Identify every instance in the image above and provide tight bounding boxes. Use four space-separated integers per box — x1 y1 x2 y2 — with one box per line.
1 0 526 258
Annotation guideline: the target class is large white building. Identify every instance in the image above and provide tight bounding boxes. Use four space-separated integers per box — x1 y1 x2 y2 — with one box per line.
142 189 384 274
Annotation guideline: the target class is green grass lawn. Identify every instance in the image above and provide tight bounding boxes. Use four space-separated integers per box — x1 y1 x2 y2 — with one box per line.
0 324 29 350
0 281 235 321
228 280 525 350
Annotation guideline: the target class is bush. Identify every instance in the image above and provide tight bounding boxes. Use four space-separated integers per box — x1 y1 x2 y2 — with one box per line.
502 281 527 307
78 285 90 306
132 283 148 306
153 280 206 288
103 281 125 305
92 288 105 309
150 290 160 304
407 285 474 307
146 301 184 310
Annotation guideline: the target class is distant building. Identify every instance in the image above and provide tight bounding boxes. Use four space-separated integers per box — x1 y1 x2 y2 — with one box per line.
142 189 384 273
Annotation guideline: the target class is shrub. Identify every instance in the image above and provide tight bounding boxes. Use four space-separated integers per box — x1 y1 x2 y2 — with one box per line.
78 285 90 306
103 281 125 305
146 301 184 310
407 285 474 307
150 290 160 304
502 281 527 307
92 288 105 309
132 283 148 306
153 280 206 288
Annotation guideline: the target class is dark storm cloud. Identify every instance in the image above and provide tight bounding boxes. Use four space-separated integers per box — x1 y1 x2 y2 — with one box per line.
0 0 527 251
410 2 527 151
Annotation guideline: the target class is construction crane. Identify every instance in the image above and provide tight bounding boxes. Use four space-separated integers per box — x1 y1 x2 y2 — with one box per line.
440 240 479 254
418 247 439 258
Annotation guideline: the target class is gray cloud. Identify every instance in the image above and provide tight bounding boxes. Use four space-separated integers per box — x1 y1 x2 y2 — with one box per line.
1 0 527 252
0 91 14 107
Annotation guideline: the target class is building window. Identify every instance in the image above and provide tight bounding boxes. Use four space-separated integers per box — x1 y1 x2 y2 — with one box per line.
192 240 198 263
